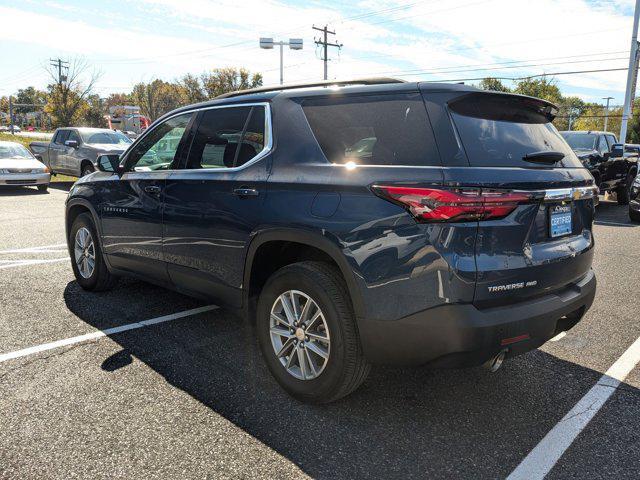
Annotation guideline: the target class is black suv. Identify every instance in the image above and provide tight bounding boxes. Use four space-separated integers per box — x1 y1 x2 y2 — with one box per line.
66 79 597 403
560 130 638 204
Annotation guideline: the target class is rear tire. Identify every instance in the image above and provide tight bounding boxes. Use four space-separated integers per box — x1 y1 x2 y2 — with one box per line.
81 163 95 177
630 207 640 223
617 175 632 205
37 184 48 193
69 213 118 291
256 261 370 403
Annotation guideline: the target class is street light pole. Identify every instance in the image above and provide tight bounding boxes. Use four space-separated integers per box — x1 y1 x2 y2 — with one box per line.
260 37 303 85
620 0 640 143
602 96 614 132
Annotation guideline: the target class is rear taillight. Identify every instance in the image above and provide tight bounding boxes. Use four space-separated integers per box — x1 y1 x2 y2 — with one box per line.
372 185 535 222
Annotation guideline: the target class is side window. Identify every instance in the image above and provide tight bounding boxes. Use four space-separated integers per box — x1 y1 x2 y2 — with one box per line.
68 131 81 144
598 135 609 155
186 106 266 169
605 135 617 149
301 93 440 166
54 130 69 145
125 113 192 171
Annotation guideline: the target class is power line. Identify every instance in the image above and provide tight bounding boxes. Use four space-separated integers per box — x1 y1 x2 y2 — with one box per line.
49 58 69 85
420 66 629 83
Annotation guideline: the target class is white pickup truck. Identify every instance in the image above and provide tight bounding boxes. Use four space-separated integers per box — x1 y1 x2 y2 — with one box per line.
30 127 132 177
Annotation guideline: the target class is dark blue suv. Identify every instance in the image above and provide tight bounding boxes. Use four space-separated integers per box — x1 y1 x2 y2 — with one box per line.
65 79 597 403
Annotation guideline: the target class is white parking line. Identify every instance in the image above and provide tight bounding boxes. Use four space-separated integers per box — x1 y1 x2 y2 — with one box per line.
0 257 69 269
0 305 218 363
507 336 640 480
595 220 635 227
0 243 67 254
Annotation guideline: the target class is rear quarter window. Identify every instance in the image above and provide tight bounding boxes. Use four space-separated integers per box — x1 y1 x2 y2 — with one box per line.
449 93 582 168
301 93 441 167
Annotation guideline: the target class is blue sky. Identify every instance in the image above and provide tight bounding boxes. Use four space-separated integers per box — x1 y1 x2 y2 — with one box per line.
0 0 638 106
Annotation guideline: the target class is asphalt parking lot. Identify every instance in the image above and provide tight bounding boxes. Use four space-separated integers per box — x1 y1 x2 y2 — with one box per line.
1 184 639 480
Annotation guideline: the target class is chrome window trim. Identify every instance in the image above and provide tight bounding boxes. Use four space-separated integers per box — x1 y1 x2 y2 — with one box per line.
121 102 272 173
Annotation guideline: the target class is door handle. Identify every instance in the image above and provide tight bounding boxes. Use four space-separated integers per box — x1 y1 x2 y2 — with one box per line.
144 185 161 195
233 187 259 197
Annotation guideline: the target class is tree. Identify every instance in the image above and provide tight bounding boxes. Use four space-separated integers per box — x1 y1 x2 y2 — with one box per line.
200 67 263 99
84 94 108 128
555 96 588 131
178 74 207 104
14 87 47 114
513 76 562 104
131 79 184 120
44 58 100 127
104 92 133 110
478 78 511 93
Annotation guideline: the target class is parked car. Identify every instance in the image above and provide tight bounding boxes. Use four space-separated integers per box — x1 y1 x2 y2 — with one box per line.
1 125 22 133
0 141 50 192
30 128 132 177
560 130 638 204
629 172 640 222
65 79 597 403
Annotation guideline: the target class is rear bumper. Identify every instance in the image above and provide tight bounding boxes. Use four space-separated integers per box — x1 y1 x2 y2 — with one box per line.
0 173 50 186
357 269 596 367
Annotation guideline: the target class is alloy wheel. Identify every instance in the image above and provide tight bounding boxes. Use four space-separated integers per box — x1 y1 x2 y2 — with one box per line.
74 227 95 279
269 290 331 380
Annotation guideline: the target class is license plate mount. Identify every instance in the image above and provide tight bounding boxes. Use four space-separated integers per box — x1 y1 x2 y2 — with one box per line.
549 204 572 238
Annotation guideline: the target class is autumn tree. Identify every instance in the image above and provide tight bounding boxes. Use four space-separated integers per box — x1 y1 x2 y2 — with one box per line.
200 67 263 99
513 76 562 105
44 58 100 127
478 78 511 92
131 79 184 120
14 87 47 114
178 73 207 104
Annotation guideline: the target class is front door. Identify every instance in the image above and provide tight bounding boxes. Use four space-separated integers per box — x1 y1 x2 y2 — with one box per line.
163 104 270 307
100 112 194 284
49 129 69 174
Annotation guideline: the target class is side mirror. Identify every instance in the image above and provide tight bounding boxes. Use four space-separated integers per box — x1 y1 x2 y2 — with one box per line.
65 140 79 149
611 144 624 158
96 154 121 173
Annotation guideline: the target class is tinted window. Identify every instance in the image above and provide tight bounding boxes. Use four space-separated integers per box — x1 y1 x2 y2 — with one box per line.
81 130 132 145
605 135 617 148
598 136 609 154
450 93 582 168
67 131 81 144
126 113 192 171
560 132 597 151
301 93 440 166
54 130 69 145
186 106 265 169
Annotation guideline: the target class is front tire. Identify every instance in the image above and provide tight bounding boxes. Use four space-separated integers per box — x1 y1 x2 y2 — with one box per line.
256 261 370 403
81 163 95 177
69 213 118 291
37 184 48 193
630 206 640 223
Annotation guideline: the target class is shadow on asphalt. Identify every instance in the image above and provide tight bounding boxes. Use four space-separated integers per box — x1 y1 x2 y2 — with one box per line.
62 278 633 479
49 181 75 192
0 186 48 196
595 197 638 227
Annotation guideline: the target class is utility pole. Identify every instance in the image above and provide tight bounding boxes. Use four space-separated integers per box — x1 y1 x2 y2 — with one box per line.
313 25 342 80
9 96 14 135
49 58 69 85
602 96 614 132
620 0 640 143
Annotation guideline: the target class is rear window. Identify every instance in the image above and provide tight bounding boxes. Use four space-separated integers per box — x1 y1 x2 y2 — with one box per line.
561 132 597 151
301 93 440 166
449 93 582 168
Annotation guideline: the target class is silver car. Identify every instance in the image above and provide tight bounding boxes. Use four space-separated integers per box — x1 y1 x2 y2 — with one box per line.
0 141 51 192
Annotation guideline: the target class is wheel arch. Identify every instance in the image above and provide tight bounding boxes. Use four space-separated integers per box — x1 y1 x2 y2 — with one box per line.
243 229 364 320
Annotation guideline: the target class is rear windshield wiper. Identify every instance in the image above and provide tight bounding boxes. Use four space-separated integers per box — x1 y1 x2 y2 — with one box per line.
522 151 565 165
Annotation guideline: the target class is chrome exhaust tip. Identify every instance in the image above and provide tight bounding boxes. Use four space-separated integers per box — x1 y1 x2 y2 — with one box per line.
484 350 507 373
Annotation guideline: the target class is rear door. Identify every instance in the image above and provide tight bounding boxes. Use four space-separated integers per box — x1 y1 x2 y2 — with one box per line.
49 129 68 173
423 89 596 308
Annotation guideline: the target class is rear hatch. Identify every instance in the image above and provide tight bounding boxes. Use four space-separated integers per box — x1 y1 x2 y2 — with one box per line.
444 91 596 307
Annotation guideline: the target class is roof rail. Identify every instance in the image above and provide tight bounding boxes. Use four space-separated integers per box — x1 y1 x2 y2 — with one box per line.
215 77 407 99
